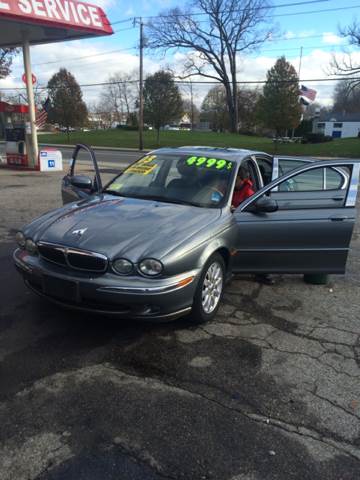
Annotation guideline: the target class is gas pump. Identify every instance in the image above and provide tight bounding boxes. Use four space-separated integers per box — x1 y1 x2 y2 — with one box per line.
0 101 34 168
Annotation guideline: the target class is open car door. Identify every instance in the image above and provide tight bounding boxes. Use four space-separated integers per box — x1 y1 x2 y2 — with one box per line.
232 160 360 274
61 144 102 204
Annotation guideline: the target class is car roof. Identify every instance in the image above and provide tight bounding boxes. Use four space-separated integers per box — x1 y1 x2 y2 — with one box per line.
151 146 269 163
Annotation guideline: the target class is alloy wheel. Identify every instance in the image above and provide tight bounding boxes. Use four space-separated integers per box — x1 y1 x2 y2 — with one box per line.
201 261 223 314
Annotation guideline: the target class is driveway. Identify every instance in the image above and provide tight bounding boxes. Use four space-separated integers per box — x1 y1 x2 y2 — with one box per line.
0 167 359 480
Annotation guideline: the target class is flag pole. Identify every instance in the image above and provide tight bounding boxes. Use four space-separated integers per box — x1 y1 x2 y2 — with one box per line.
292 46 303 139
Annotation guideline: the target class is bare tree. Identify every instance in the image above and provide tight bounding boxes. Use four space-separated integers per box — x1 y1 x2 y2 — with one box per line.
331 21 360 90
146 0 273 133
100 71 137 125
333 80 360 114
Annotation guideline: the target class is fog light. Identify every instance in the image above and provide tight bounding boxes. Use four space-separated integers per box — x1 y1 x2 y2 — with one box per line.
15 231 26 248
25 239 37 255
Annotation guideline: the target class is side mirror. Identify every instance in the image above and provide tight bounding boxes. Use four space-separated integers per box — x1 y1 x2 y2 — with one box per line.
248 196 278 213
70 175 93 190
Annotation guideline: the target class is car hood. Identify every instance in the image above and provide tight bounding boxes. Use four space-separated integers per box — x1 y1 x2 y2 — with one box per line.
27 195 221 261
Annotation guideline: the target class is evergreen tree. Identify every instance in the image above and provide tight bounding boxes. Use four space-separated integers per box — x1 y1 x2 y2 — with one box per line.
47 69 88 135
143 71 183 144
257 57 302 136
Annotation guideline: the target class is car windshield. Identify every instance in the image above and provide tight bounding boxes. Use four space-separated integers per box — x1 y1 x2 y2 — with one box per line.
104 153 235 208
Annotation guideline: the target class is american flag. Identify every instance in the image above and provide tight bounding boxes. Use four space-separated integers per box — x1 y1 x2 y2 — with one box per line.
35 97 50 129
299 85 317 102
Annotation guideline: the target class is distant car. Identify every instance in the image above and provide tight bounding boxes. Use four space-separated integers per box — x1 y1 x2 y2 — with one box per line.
164 124 180 131
60 127 76 132
14 145 360 323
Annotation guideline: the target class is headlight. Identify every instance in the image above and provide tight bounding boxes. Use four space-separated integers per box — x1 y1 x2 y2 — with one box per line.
139 258 163 276
15 231 26 248
112 258 133 275
25 239 38 255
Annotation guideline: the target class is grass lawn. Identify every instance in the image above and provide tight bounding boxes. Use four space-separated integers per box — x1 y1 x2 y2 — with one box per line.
39 129 360 158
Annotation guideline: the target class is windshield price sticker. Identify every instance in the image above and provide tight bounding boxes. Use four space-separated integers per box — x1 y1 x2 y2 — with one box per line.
127 164 157 175
186 156 233 170
126 155 158 175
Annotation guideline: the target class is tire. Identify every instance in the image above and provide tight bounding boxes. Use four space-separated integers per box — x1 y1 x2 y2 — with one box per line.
189 253 226 324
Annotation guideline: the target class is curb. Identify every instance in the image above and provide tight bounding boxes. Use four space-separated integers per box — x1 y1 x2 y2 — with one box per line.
0 141 147 153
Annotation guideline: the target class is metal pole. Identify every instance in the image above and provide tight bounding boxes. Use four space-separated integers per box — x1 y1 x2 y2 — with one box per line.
190 80 194 130
22 38 38 168
292 46 303 139
139 18 144 151
298 46 303 77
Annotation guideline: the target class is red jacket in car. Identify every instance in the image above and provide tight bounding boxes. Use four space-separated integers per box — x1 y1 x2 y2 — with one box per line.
232 179 255 208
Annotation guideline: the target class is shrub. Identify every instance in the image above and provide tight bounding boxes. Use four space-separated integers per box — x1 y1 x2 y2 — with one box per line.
302 133 333 144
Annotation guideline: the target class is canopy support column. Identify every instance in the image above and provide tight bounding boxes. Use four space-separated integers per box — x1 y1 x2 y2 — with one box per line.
22 38 38 168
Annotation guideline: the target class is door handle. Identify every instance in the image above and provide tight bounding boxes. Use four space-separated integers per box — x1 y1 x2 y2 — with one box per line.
332 196 343 201
329 215 348 222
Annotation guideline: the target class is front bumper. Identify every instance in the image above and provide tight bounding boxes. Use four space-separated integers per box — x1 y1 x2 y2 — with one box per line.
13 248 199 320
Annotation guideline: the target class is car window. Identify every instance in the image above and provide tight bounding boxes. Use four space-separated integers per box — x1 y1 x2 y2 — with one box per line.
241 158 259 191
278 159 307 176
255 157 273 185
276 166 350 192
104 153 235 208
325 167 345 189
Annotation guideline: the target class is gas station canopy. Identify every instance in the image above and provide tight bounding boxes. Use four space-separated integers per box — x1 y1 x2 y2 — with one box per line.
0 0 113 47
0 0 113 169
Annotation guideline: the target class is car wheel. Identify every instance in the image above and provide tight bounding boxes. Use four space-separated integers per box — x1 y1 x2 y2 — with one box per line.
190 253 225 324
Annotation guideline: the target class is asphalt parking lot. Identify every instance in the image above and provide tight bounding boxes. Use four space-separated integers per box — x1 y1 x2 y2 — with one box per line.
0 165 360 480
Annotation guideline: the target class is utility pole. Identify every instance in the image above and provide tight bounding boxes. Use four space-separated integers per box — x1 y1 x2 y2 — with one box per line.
139 18 144 151
190 80 194 130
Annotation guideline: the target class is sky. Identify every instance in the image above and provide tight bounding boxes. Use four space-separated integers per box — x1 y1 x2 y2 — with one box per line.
0 0 359 108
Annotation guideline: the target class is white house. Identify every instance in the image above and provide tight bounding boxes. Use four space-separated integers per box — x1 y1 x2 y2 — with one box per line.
313 113 360 139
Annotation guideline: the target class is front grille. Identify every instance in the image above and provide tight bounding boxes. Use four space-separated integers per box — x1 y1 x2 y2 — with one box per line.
38 242 108 273
38 244 67 266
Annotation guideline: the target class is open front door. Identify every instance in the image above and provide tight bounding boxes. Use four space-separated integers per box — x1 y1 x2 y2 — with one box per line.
232 160 360 274
61 144 102 204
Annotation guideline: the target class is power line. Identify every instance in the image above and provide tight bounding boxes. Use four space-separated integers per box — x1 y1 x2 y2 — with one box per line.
34 42 347 73
110 0 329 23
110 18 133 26
259 43 347 53
25 31 345 70
269 4 360 18
1 76 359 92
32 47 137 67
113 26 137 34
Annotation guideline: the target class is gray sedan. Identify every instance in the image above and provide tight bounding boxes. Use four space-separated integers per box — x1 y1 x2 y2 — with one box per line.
13 145 360 323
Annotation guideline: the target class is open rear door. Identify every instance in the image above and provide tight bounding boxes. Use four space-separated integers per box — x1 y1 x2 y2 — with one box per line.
61 144 102 204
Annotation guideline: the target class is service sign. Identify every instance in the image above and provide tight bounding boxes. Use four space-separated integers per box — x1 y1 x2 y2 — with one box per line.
0 0 113 35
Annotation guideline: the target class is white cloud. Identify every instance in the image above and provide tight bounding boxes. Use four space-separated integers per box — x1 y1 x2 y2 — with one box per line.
1 39 356 109
84 0 115 9
0 40 160 105
282 30 316 40
322 32 345 45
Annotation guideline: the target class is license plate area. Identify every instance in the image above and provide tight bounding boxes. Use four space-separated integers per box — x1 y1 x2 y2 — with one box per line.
43 275 77 302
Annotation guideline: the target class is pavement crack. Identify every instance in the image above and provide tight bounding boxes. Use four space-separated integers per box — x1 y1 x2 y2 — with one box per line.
112 441 178 480
103 364 360 463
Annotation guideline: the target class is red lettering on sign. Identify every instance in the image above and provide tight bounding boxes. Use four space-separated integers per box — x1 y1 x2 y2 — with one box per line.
0 0 113 34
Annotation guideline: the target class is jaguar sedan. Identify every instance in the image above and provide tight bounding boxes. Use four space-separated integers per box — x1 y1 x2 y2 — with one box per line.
13 145 360 323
